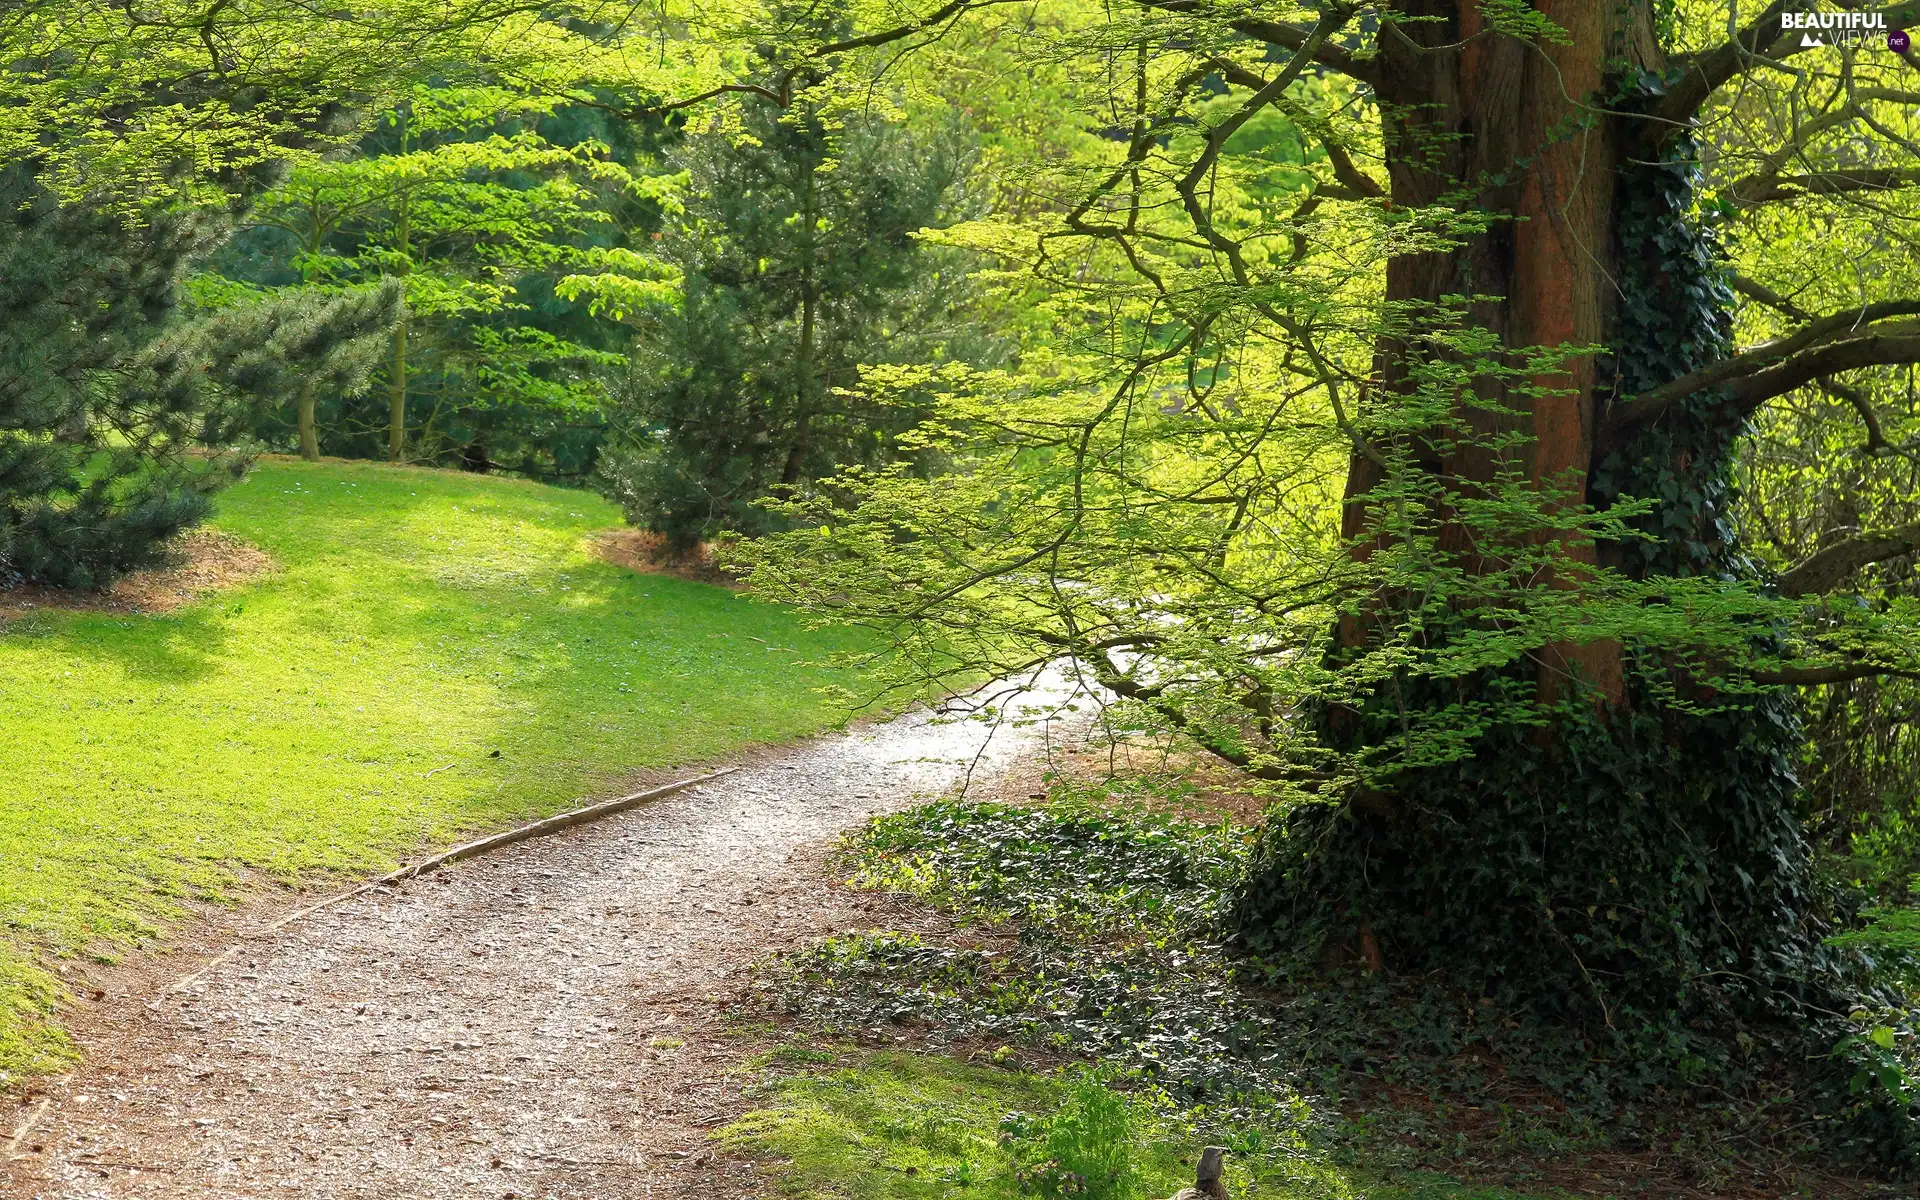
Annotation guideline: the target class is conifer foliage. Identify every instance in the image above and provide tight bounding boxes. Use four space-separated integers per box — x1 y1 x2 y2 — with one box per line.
0 165 399 588
590 95 982 546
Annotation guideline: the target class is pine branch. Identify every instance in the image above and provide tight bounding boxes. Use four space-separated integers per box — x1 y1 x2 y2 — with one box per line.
1775 522 1920 597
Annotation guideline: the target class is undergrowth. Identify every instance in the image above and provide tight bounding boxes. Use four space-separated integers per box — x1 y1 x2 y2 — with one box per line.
847 789 1242 936
748 782 1914 1197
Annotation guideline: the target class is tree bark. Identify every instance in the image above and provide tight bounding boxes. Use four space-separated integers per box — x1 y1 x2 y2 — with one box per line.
1357 0 1634 701
297 381 319 461
1236 2 1844 1053
387 316 408 464
782 157 820 491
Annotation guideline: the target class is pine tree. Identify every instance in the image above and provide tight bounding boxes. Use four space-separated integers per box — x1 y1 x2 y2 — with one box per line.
593 99 982 546
0 166 398 588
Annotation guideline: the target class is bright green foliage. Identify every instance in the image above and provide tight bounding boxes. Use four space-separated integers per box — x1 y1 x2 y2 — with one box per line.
584 79 986 546
723 1051 1551 1199
1729 119 1920 903
0 2 620 584
237 86 664 467
1005 1077 1139 1199
715 1 1920 1154
0 458 869 1083
0 0 602 210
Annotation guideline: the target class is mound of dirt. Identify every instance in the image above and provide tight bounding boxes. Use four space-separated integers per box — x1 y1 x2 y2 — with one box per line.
0 529 275 620
589 528 743 589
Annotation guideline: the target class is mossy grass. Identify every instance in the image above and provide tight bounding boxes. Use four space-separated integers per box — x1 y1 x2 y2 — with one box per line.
721 1047 1554 1199
0 457 870 1083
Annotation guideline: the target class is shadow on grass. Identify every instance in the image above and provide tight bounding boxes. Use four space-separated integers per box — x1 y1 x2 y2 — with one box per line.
23 606 239 685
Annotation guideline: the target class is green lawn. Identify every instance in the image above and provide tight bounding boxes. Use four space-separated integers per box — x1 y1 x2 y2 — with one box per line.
722 1051 1559 1200
0 458 868 1082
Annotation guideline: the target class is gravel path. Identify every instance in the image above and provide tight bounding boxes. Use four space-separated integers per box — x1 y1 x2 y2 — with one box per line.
4 688 1072 1199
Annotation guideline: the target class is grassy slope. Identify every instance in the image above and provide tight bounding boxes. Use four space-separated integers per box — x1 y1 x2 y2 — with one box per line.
0 458 867 1082
723 1051 1552 1200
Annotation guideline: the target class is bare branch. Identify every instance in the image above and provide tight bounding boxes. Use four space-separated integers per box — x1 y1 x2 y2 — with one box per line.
1730 274 1811 321
1817 377 1892 455
1775 522 1920 597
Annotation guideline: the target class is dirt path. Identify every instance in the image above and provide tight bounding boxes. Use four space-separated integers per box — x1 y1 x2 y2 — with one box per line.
4 689 1074 1199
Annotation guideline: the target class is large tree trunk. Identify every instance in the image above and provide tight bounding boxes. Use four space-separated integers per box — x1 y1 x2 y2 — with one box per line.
1344 0 1624 698
1233 0 1858 1061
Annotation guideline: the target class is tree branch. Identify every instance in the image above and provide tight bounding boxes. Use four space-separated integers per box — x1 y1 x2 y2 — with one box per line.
1730 274 1811 321
618 0 1022 114
1750 664 1920 685
813 0 1020 54
1137 0 1382 89
1206 58 1385 198
1642 0 1793 134
1775 522 1920 597
627 82 783 115
1644 1 1920 133
1817 376 1892 455
1733 168 1920 205
1602 301 1920 445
